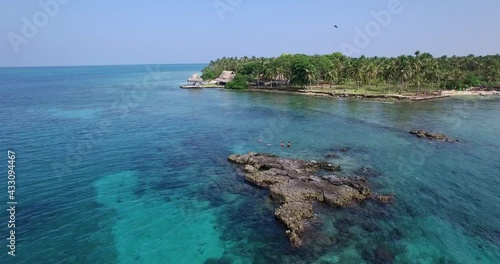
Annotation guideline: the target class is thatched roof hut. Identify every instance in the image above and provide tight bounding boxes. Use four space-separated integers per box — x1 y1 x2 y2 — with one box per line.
274 74 288 81
270 73 289 87
187 74 203 86
215 71 235 84
188 74 203 82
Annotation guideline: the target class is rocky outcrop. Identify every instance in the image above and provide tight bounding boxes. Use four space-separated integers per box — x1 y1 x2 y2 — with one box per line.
228 152 393 247
409 130 459 142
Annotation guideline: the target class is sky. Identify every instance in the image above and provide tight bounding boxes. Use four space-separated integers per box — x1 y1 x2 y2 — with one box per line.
1 0 499 67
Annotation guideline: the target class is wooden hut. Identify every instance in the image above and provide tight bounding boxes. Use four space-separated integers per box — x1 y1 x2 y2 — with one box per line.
494 82 500 91
215 71 235 85
272 74 290 87
187 74 204 86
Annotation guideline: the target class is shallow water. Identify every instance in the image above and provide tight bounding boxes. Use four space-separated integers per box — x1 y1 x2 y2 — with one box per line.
0 64 499 263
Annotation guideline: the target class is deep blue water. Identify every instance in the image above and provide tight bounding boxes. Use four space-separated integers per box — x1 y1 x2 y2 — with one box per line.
0 64 499 263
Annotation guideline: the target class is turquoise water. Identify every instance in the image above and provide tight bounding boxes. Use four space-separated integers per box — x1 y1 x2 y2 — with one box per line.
0 64 499 263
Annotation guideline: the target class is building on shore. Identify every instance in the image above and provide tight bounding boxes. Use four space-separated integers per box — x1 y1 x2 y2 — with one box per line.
494 82 500 91
187 74 204 86
256 73 290 88
271 74 290 87
215 71 235 85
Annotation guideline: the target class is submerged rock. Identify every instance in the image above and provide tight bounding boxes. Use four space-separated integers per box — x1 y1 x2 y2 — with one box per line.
325 153 338 158
375 194 395 204
228 152 393 247
374 245 395 264
409 130 459 142
354 166 382 177
340 147 349 152
331 146 350 152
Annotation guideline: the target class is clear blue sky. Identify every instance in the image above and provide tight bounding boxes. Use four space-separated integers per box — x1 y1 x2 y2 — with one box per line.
1 0 499 67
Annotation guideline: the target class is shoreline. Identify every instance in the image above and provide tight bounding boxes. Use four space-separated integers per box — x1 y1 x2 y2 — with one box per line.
185 83 500 101
244 87 452 101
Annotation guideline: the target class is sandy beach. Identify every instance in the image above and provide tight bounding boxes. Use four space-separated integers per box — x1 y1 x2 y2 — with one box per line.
441 90 500 96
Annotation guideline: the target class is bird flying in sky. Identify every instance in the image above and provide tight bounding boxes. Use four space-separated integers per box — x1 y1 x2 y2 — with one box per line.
334 25 338 28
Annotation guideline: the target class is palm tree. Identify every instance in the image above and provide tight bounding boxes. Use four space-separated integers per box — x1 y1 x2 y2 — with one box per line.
274 66 286 87
325 65 336 88
365 61 379 90
394 55 411 94
350 59 363 88
412 51 424 94
305 68 316 88
264 65 277 87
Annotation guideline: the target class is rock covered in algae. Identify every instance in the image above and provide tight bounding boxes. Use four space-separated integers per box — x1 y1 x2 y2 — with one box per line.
228 152 393 247
409 130 459 142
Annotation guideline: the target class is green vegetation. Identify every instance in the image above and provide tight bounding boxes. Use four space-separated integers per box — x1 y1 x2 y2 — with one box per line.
225 74 249 89
201 52 500 94
200 67 217 80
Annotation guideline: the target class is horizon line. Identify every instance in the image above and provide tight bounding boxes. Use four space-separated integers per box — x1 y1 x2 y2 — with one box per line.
0 62 209 69
3 51 499 69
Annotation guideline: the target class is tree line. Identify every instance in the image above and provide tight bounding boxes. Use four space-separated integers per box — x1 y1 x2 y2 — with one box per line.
201 52 500 92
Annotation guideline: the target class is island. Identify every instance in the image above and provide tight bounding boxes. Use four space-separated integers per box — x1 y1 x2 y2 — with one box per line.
182 52 500 101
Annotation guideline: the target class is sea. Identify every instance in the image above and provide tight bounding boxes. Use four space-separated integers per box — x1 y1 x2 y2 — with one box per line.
0 64 499 264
